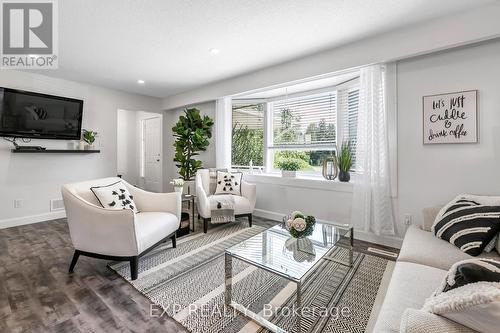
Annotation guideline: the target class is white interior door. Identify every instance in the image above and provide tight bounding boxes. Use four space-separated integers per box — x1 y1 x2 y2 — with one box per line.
143 117 162 192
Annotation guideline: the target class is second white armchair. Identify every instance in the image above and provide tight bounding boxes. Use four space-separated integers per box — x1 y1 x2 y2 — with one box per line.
196 169 256 233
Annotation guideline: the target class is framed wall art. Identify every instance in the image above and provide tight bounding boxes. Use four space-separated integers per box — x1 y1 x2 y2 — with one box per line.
423 90 478 144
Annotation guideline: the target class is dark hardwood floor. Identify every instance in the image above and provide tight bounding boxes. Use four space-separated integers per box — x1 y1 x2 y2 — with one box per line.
0 219 186 333
0 216 399 333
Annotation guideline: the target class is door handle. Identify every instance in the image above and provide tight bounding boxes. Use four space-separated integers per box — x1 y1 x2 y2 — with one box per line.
156 159 160 162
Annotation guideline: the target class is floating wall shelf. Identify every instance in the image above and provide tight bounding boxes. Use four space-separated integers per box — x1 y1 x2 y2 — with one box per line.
11 149 101 154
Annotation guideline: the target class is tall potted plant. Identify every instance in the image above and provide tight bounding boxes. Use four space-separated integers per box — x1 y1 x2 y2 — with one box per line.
337 140 353 182
172 108 214 192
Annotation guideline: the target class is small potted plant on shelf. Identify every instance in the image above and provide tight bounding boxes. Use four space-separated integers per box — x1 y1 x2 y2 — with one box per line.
82 129 98 150
170 178 185 194
284 211 316 238
278 158 301 178
337 140 353 182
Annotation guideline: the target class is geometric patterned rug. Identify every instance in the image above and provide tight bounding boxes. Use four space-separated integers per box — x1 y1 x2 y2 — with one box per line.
109 221 388 333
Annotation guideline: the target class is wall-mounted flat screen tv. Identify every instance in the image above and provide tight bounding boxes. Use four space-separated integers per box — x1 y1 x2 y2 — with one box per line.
0 87 84 140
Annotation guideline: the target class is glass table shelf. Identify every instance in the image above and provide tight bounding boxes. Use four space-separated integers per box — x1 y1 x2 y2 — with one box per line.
224 221 354 333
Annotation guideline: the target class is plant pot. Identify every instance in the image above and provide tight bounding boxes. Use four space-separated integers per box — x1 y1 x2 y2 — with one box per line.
281 170 296 178
174 186 183 195
183 180 196 195
78 140 86 150
338 170 350 182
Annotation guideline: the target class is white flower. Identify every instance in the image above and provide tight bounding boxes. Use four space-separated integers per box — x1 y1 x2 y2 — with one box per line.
170 178 184 187
286 219 293 229
292 217 306 232
291 211 304 219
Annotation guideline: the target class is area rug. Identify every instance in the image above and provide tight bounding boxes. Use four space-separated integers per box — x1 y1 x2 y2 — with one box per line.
109 222 389 333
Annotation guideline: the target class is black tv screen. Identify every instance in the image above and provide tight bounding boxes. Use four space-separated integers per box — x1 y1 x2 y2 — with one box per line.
0 87 83 140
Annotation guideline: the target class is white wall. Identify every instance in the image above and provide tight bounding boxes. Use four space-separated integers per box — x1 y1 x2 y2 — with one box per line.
246 39 500 247
395 40 500 234
117 110 165 190
164 101 216 190
162 3 500 110
0 71 161 227
117 109 138 185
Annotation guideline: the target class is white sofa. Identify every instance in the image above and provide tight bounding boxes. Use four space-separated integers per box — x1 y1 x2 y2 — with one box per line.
62 177 181 280
195 169 256 233
373 207 500 333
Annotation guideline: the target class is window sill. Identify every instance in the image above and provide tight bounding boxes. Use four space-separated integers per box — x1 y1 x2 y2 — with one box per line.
243 173 354 193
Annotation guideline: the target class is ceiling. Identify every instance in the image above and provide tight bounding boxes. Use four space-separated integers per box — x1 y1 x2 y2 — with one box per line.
32 0 494 98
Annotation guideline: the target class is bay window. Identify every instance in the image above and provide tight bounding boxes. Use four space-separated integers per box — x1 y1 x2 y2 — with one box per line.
231 102 265 168
231 80 359 176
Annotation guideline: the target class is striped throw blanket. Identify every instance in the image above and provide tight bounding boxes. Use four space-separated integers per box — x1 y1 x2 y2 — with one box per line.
210 195 235 223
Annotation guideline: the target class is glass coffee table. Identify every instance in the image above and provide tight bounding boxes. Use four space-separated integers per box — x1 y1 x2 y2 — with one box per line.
224 221 354 333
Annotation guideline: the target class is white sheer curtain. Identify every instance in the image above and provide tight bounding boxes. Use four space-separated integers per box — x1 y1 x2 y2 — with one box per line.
215 97 232 169
350 64 395 236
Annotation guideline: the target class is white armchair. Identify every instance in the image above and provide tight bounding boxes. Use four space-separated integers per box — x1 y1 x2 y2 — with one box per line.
62 177 181 280
196 169 256 233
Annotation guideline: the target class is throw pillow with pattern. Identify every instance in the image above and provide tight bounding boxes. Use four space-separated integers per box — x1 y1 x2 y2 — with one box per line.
214 171 242 196
433 258 500 295
91 181 139 213
432 194 500 256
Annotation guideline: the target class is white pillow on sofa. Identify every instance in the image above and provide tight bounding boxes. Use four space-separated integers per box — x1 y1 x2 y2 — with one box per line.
423 282 500 333
423 258 500 333
400 308 476 333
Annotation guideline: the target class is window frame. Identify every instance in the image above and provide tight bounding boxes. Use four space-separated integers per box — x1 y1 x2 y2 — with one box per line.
231 100 267 169
231 79 360 178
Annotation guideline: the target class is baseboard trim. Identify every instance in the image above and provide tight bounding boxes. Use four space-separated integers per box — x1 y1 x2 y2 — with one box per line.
0 210 66 229
253 208 403 249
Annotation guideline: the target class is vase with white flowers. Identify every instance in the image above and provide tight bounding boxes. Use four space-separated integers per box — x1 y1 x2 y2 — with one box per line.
170 178 185 194
284 211 316 238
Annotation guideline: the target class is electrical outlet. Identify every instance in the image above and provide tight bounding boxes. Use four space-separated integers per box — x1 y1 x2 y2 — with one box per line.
404 214 412 225
14 199 22 209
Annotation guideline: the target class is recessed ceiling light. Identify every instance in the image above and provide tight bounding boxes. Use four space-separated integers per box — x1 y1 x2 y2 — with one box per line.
209 48 220 55
137 79 145 84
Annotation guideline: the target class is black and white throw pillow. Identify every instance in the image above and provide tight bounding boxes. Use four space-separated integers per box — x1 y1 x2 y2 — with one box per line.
484 234 498 253
432 195 500 256
214 171 242 196
91 181 138 213
434 258 500 296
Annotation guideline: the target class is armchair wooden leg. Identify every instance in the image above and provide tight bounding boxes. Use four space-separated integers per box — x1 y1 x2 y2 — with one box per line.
130 256 139 280
248 214 252 228
171 233 177 248
203 218 209 233
69 250 80 273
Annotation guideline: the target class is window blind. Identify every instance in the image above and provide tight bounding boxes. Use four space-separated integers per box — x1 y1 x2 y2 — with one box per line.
232 104 264 130
344 88 359 144
231 104 265 167
271 91 337 148
340 87 360 167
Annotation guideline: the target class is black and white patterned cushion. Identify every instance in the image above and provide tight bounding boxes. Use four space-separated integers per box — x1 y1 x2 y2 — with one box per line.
91 181 138 213
214 171 242 196
434 258 500 295
432 195 500 256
